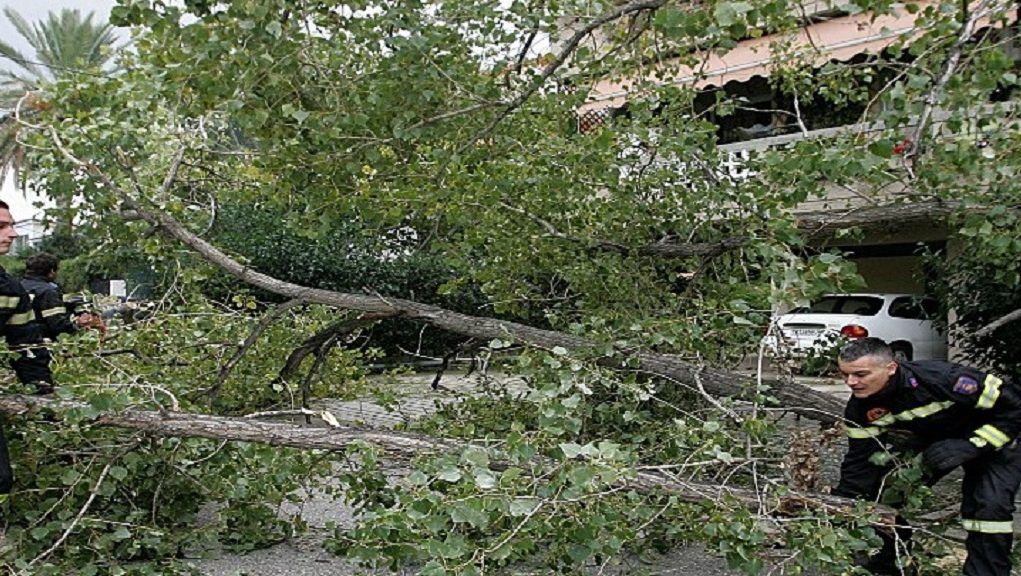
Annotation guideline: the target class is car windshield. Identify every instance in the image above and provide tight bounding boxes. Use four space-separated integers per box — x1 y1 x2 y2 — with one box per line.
791 296 884 316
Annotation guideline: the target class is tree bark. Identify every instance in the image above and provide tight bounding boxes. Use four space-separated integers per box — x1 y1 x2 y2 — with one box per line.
795 199 959 241
643 199 961 252
0 394 459 460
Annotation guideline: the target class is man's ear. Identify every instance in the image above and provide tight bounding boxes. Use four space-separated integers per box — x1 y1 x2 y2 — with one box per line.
885 361 898 376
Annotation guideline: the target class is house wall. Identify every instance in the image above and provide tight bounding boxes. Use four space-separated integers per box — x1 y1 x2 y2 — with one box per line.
852 255 925 293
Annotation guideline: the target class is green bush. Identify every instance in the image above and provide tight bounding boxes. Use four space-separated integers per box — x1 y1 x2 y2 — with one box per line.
204 203 493 358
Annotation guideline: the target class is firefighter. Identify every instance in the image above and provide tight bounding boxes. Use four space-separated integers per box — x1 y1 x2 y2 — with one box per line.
0 200 54 497
833 337 1021 576
21 252 105 340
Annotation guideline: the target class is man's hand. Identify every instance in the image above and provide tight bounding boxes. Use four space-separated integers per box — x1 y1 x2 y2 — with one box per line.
75 312 107 336
923 438 982 474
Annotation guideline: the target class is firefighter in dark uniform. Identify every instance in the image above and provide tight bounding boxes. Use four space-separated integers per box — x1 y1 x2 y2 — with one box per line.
21 252 104 341
0 200 54 498
833 337 1021 576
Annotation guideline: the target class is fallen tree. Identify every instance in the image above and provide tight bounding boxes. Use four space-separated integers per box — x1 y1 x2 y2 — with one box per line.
52 156 846 424
11 0 1013 570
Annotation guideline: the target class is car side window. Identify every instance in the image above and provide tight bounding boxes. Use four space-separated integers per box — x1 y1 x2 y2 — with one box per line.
889 297 928 320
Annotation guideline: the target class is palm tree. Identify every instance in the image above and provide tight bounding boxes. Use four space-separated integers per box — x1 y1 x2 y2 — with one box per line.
0 7 118 184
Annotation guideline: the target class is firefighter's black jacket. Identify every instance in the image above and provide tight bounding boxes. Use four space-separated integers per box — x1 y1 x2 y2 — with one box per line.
833 361 1021 499
21 274 75 340
0 267 52 384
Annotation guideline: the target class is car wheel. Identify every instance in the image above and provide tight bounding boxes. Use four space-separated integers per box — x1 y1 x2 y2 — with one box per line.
890 343 912 363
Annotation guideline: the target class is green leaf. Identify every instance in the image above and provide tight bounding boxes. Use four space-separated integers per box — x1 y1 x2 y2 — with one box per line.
61 469 81 486
419 560 447 576
869 140 893 158
508 497 538 517
715 3 738 26
437 467 462 482
450 502 489 528
559 443 583 458
473 468 496 489
461 447 489 468
109 465 128 481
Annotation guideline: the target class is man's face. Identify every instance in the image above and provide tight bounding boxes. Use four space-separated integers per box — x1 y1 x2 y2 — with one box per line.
838 354 897 398
0 208 18 255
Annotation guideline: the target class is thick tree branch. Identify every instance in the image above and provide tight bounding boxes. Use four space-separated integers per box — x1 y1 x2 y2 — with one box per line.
974 307 1021 338
0 394 461 459
795 199 960 242
140 196 844 423
507 197 966 260
273 312 394 387
497 200 751 258
50 131 843 423
0 394 892 522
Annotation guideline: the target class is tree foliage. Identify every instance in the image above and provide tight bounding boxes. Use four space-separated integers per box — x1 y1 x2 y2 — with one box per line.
0 7 120 189
1 0 1020 573
205 202 493 357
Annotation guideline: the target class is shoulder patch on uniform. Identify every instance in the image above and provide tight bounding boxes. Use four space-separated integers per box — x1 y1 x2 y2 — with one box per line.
909 377 919 388
866 407 890 422
954 375 979 395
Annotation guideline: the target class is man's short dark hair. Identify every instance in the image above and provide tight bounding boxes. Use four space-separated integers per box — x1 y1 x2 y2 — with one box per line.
25 252 59 277
0 200 9 210
839 337 893 362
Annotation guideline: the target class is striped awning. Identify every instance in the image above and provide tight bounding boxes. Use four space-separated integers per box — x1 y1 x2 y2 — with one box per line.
578 2 1015 115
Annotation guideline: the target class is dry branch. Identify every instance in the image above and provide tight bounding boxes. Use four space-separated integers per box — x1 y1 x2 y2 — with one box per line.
457 0 669 155
974 307 1021 339
905 0 996 166
0 394 459 460
207 298 306 401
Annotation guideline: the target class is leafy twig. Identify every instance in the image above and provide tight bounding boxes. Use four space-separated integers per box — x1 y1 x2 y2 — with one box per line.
905 0 995 168
20 438 140 573
451 0 669 161
206 298 305 402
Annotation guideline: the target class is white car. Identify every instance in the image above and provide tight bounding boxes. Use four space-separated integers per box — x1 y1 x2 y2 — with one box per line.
764 293 948 363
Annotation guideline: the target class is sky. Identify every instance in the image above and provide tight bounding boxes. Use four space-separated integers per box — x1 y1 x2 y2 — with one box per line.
1 0 119 221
